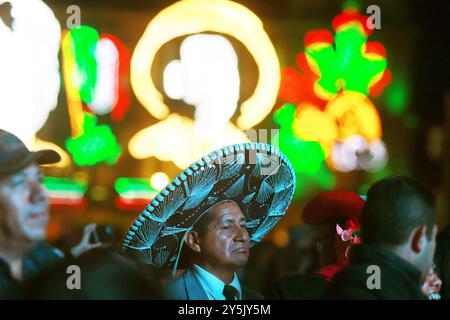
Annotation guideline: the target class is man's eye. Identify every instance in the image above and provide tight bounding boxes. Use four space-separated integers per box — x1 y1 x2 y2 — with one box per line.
241 224 247 229
223 225 231 230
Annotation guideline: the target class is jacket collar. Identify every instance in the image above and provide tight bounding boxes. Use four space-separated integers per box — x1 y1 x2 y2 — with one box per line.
350 243 423 285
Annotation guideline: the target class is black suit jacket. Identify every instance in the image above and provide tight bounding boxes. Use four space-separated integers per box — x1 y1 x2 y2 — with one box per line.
164 268 263 300
324 244 427 300
268 273 328 299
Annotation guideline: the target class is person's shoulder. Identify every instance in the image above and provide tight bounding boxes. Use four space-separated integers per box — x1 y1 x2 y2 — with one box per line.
324 264 377 300
242 285 264 300
163 271 189 300
268 273 328 299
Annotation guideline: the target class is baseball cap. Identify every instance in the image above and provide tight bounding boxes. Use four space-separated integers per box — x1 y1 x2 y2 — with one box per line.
0 129 61 176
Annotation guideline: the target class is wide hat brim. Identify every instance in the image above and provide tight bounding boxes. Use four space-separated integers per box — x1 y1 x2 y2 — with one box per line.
122 142 296 272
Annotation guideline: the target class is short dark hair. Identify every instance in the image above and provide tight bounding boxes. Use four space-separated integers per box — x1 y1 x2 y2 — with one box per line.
361 176 436 246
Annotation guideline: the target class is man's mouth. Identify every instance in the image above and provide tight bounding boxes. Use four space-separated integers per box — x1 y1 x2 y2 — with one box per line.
233 247 249 254
28 211 49 223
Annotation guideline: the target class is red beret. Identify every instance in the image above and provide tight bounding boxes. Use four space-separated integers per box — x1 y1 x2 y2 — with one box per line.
302 191 365 225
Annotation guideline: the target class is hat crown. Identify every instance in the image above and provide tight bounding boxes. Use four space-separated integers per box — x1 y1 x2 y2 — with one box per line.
0 129 30 164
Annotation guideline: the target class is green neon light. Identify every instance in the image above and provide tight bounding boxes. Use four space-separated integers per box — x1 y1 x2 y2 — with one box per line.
403 113 419 129
306 26 387 96
272 104 335 198
66 113 122 166
69 26 99 103
114 178 158 195
385 76 409 115
273 103 325 175
43 177 87 194
343 0 362 11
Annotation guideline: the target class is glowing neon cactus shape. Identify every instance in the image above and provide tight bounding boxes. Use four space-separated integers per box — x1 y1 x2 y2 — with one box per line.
305 7 388 99
66 113 122 166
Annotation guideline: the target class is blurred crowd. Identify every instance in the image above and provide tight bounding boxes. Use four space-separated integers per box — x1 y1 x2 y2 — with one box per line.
0 128 448 300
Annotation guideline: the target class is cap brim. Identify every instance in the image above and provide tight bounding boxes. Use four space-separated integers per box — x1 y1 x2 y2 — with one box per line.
0 149 61 177
33 149 61 165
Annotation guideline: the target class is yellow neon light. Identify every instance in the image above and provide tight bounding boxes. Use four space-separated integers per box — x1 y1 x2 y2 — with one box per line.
293 91 382 155
294 104 337 148
61 30 84 137
130 0 280 130
128 113 249 169
150 172 170 191
34 138 71 168
326 91 381 141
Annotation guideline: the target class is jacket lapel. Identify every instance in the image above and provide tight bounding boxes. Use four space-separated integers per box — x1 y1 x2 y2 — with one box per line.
183 269 209 300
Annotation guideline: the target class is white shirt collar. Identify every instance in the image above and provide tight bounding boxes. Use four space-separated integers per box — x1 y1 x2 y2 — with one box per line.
192 264 242 300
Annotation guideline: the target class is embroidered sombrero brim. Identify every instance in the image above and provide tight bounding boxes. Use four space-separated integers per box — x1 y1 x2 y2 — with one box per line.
122 142 296 272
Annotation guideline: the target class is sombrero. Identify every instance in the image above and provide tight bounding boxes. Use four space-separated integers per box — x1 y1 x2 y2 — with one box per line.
122 142 295 273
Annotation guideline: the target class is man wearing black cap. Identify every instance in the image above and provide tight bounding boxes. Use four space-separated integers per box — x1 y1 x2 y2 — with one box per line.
0 129 98 299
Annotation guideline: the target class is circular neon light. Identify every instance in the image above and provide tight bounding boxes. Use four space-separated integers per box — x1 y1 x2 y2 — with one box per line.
130 0 280 129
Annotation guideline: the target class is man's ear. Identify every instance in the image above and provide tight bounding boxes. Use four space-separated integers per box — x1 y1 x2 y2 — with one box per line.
411 225 427 254
184 230 201 253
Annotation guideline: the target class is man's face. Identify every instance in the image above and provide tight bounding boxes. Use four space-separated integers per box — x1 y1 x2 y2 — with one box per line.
198 201 250 270
0 163 49 243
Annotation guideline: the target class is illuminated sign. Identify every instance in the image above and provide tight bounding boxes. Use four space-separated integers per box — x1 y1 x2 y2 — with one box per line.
114 177 159 211
129 0 280 169
276 4 390 174
61 26 129 166
0 0 68 167
43 176 88 210
65 113 122 166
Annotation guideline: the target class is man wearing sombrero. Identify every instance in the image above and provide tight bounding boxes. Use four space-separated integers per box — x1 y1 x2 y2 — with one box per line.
122 142 296 300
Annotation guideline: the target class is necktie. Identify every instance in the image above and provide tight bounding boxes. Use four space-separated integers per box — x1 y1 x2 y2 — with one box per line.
223 284 238 300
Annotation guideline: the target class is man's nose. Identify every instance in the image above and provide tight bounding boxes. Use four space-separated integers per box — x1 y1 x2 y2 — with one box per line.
30 180 48 203
235 225 249 243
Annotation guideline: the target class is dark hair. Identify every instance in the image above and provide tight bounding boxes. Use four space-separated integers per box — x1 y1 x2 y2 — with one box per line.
435 225 450 300
361 176 436 246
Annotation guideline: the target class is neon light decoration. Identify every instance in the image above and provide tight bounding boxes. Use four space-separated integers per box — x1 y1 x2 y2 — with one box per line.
294 91 382 154
43 176 87 210
276 3 390 174
163 34 240 137
0 0 68 167
272 104 335 197
150 172 170 191
129 0 280 169
61 26 130 165
304 6 390 100
62 26 130 124
66 113 122 166
330 135 388 172
114 177 159 211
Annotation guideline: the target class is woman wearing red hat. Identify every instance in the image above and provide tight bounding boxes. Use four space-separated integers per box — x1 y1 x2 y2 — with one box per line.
269 191 364 299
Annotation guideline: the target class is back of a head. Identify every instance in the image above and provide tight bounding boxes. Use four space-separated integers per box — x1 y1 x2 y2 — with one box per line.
361 176 436 246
